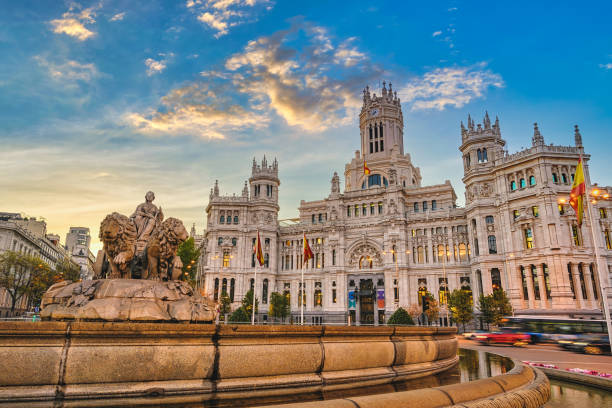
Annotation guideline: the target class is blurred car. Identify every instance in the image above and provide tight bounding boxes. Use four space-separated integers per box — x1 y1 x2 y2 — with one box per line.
462 330 488 339
558 334 611 355
475 332 531 346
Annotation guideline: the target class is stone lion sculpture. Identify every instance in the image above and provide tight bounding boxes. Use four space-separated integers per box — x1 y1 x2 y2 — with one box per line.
98 212 137 279
144 217 189 281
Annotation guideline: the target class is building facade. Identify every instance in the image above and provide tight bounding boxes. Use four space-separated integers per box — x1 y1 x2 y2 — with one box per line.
200 82 612 324
0 213 76 316
65 227 95 280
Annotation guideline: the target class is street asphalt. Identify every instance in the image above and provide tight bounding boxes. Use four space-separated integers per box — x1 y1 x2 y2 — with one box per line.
459 338 612 372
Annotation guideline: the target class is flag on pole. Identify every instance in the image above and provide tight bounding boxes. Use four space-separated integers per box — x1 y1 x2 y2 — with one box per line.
253 231 265 266
569 158 586 227
363 160 371 175
303 233 314 265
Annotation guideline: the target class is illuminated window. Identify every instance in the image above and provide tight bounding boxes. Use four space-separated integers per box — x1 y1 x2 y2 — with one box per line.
370 203 375 215
605 230 611 250
417 246 424 263
491 268 502 291
513 210 520 220
223 250 230 267
524 228 534 249
355 204 359 216
558 204 565 215
362 204 367 216
459 243 467 261
532 206 539 217
214 278 219 301
520 266 528 300
439 278 449 304
378 202 383 214
531 265 540 300
600 208 608 219
543 264 551 299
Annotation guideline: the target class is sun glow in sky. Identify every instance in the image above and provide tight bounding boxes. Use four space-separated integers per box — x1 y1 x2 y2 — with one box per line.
1 1 611 252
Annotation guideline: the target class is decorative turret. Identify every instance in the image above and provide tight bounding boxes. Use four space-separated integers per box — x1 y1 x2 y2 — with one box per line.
574 124 583 148
249 156 280 203
459 112 506 176
242 181 249 197
532 122 544 147
359 80 404 158
461 112 502 142
213 180 219 196
331 172 340 194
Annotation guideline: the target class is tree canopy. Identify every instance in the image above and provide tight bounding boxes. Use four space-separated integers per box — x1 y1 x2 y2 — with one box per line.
0 251 52 312
269 292 290 322
448 289 474 332
478 289 512 328
177 237 200 286
387 307 414 325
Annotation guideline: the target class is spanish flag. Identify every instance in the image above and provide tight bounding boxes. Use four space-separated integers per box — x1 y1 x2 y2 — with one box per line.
253 231 265 266
364 160 371 175
303 233 314 265
569 158 586 227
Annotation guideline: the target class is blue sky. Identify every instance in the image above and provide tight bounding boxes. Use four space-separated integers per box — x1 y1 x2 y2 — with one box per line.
1 0 611 251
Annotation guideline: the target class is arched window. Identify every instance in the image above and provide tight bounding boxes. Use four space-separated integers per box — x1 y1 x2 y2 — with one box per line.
223 250 230 267
485 215 494 224
220 214 225 223
520 178 526 188
562 173 568 184
482 148 488 162
477 149 482 162
222 278 228 296
417 279 427 305
552 173 559 183
214 278 219 301
314 287 322 307
262 279 268 304
250 278 254 291
347 206 351 217
230 278 235 302
524 227 534 249
413 202 419 212
510 181 517 191
378 202 383 214
218 237 223 245
531 265 540 300
264 253 269 268
234 215 239 224
232 237 237 246
488 235 497 254
459 243 467 261
368 174 381 186
369 125 373 139
359 256 373 269
529 175 536 186
417 246 424 263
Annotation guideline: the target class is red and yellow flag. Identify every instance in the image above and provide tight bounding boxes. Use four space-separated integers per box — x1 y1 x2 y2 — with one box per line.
303 233 314 265
569 158 586 227
364 160 371 175
253 231 265 266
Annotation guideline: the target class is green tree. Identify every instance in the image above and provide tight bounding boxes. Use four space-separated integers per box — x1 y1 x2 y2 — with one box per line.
228 307 250 323
387 307 415 325
54 257 81 282
219 291 232 320
241 288 259 316
478 289 512 329
269 292 290 323
448 289 474 333
177 237 200 286
424 292 439 324
0 251 51 312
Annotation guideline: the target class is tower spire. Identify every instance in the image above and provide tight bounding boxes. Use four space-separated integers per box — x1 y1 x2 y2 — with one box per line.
574 124 583 148
532 122 544 147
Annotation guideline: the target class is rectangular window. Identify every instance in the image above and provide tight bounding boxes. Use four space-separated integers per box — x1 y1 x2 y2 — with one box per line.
347 206 351 217
378 202 383 214
524 228 534 249
520 267 529 300
605 230 611 250
318 213 323 223
600 208 608 219
558 204 565 215
370 203 375 215
431 200 437 210
362 204 367 216
513 209 519 220
422 201 428 211
332 249 336 265
332 289 337 303
532 206 539 217
568 264 576 299
223 251 230 267
413 203 419 212
355 204 359 216
312 214 316 224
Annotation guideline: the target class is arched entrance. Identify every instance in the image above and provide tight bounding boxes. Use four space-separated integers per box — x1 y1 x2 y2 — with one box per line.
359 279 375 324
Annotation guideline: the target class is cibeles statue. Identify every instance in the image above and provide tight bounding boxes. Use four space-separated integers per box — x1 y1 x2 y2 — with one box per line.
130 191 163 254
42 192 215 323
95 191 188 281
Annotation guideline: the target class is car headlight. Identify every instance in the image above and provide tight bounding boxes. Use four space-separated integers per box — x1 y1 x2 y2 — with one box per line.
476 335 487 339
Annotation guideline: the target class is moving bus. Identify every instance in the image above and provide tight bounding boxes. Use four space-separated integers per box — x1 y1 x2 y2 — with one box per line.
500 316 608 343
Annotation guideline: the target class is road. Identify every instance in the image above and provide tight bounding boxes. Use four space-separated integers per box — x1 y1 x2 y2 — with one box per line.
459 338 612 372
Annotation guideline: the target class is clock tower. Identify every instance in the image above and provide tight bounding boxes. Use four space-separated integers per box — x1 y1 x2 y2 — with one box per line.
359 81 404 159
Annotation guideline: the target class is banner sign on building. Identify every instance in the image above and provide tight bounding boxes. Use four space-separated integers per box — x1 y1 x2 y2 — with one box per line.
348 291 356 309
377 289 385 309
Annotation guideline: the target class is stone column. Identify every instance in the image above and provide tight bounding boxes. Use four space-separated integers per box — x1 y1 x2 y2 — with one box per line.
524 266 536 309
536 264 548 308
571 263 584 309
580 264 595 308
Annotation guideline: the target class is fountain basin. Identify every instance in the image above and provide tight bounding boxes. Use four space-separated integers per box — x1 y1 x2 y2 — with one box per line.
0 322 457 406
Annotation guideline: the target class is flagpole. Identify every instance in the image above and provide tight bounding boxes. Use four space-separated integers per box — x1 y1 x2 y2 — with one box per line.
301 231 305 326
582 154 612 347
252 261 257 325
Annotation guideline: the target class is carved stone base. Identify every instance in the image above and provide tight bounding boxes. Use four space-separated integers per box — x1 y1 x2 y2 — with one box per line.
40 279 216 323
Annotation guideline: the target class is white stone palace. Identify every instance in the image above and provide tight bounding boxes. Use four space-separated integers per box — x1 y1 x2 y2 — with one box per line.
199 82 612 325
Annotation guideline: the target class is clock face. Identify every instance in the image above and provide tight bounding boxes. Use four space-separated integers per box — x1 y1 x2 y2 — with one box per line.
370 108 379 117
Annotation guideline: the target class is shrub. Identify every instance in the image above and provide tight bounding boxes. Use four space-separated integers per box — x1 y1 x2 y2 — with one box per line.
387 307 415 325
228 307 250 323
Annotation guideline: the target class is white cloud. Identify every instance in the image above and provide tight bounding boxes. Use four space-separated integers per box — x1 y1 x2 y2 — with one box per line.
128 22 381 139
448 7 458 11
432 30 442 37
110 12 126 21
187 0 273 38
49 3 99 41
35 56 99 82
145 58 167 76
399 64 504 111
600 63 612 70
